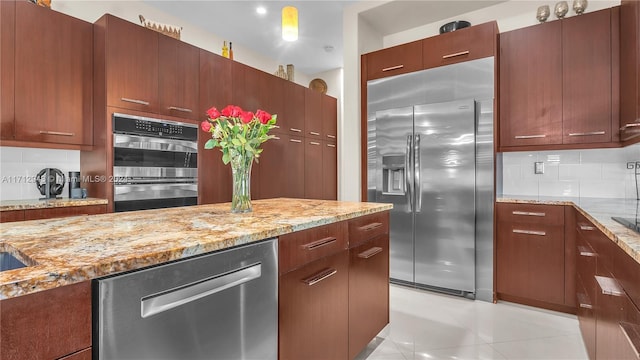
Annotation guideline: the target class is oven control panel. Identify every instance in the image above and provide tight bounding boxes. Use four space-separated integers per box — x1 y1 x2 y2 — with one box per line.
113 114 198 141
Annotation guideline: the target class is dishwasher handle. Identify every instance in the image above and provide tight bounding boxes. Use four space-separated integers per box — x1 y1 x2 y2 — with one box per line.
141 262 262 318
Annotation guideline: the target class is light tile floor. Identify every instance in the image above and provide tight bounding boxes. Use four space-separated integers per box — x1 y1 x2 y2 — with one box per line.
358 284 588 360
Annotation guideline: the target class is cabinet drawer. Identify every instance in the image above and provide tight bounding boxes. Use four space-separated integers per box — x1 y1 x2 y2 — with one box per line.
366 40 423 80
0 210 24 223
575 277 597 360
279 221 347 275
24 205 107 221
348 211 389 248
422 21 497 69
497 202 564 226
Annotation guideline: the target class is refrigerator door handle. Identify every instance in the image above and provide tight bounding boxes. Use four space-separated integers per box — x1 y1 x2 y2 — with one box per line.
406 135 413 211
414 134 422 213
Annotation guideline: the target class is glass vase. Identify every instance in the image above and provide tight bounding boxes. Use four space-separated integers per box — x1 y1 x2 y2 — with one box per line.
229 149 254 213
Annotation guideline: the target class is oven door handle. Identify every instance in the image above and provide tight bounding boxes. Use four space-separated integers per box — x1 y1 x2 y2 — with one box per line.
113 134 198 153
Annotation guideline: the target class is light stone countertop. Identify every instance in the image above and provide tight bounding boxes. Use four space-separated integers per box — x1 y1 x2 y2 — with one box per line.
497 196 640 266
0 198 109 211
0 198 392 300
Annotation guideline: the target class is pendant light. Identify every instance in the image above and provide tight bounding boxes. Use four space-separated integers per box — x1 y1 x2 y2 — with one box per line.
282 6 298 41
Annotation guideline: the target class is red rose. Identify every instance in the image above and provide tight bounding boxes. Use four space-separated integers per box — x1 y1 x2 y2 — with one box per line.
206 107 220 120
240 111 254 124
201 120 212 132
222 105 243 117
256 109 271 124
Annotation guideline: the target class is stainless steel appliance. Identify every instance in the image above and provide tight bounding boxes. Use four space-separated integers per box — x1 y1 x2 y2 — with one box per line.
112 113 198 212
367 57 494 301
94 239 278 360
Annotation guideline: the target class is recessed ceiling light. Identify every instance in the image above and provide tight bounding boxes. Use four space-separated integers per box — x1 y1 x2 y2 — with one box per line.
256 6 267 15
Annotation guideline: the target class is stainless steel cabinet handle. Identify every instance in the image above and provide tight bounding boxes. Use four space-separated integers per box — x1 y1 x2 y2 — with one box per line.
309 131 320 136
327 134 336 139
578 245 597 257
39 131 74 137
290 128 302 132
301 237 337 250
514 134 546 139
414 134 422 213
327 144 336 148
302 268 337 286
290 139 302 143
141 263 261 318
168 106 193 113
382 64 404 72
442 50 470 59
577 293 593 309
568 131 605 136
595 275 624 297
121 97 150 106
620 122 640 130
405 135 413 211
619 322 640 359
513 229 546 236
272 136 281 140
309 141 320 145
358 247 383 259
512 211 546 217
579 224 595 231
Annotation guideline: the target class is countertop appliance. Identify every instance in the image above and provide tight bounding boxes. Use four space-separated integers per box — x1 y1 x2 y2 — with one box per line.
35 168 65 199
112 113 198 212
94 238 278 360
366 57 494 301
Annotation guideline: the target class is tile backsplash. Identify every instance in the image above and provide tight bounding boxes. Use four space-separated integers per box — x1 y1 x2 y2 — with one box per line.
0 146 81 201
498 143 640 199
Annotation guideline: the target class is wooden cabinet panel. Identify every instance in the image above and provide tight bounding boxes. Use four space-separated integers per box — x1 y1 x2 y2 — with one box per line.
322 141 337 200
348 211 389 248
256 134 288 199
284 135 305 199
158 35 199 120
279 250 349 360
265 73 284 122
57 348 92 360
305 88 322 139
496 202 565 226
231 62 262 111
0 210 24 223
304 138 323 199
0 0 15 140
422 21 497 69
620 0 640 143
14 1 92 146
103 14 158 113
562 9 613 144
576 277 597 360
499 21 563 147
23 205 107 221
280 81 305 136
322 95 338 140
0 281 91 360
349 234 389 360
366 40 423 80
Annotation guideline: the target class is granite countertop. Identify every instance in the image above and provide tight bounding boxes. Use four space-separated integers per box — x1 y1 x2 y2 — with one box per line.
0 198 109 211
497 196 640 265
0 198 392 300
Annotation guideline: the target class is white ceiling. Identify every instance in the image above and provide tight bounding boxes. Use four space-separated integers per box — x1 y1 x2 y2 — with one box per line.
143 0 505 75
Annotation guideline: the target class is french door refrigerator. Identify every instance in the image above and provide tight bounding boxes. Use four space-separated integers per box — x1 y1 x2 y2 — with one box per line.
367 57 494 300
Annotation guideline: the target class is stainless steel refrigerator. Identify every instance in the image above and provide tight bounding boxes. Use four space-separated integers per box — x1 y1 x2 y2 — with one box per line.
367 57 494 301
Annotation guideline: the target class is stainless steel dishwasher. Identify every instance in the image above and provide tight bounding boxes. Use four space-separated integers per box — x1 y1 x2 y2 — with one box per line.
94 239 277 360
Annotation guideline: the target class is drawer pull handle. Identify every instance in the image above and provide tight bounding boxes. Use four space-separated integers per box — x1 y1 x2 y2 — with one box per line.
358 246 383 259
359 222 383 232
327 134 336 139
121 97 150 106
568 131 605 136
290 139 302 143
512 211 546 217
513 229 546 236
327 144 336 148
620 122 640 130
619 322 640 359
595 275 624 297
442 50 470 59
577 292 593 309
515 134 546 139
290 128 302 132
39 131 74 137
272 136 281 140
168 106 193 113
579 224 595 231
578 245 597 257
309 141 321 146
302 268 337 286
301 237 337 250
382 64 404 72
309 132 321 136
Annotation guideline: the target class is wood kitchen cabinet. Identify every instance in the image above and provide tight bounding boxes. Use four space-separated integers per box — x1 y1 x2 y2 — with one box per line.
304 88 323 139
0 0 15 141
158 35 199 120
0 205 108 223
11 0 92 146
620 0 640 143
279 80 306 136
322 95 338 141
422 21 497 70
257 133 305 199
365 40 423 80
304 138 324 199
323 141 337 200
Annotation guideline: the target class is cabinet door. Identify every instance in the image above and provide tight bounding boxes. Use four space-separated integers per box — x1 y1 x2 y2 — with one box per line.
422 21 497 69
349 235 389 360
158 35 199 120
0 0 15 140
279 250 349 360
23 205 107 221
285 135 305 199
105 15 158 113
322 95 337 141
304 138 323 199
322 141 337 200
366 40 423 80
499 21 563 147
620 0 640 141
256 134 287 199
305 88 322 139
14 1 92 146
281 81 305 136
264 73 284 122
576 278 596 360
232 62 264 112
562 9 612 144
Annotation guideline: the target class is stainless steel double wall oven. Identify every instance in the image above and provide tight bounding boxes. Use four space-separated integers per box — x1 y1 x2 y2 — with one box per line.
112 113 198 212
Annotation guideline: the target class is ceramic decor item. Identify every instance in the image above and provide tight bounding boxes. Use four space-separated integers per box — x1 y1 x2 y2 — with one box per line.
555 1 569 18
536 5 551 22
573 0 588 14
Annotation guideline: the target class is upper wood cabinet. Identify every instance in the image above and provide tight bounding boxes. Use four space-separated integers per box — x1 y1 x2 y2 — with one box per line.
0 0 15 141
279 81 305 136
365 40 423 80
422 21 497 69
12 1 92 146
620 0 640 143
158 35 199 120
96 14 159 113
304 88 323 139
322 95 338 141
323 141 337 200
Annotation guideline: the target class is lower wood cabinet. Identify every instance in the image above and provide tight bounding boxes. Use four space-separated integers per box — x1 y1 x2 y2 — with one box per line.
0 204 107 223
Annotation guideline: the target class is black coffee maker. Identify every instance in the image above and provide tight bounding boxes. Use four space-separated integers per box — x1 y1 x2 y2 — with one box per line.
35 168 65 199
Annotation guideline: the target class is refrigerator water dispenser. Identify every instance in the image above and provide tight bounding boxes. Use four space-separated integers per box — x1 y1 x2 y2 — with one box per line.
382 155 406 195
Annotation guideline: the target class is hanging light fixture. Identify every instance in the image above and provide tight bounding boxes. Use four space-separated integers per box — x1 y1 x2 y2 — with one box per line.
282 6 298 41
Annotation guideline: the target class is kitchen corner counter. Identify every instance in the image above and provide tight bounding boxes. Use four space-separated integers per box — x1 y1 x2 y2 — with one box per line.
0 198 392 300
497 196 640 265
0 198 109 211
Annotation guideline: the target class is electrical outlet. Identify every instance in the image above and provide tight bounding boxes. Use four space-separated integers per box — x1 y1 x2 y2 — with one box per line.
534 162 544 174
